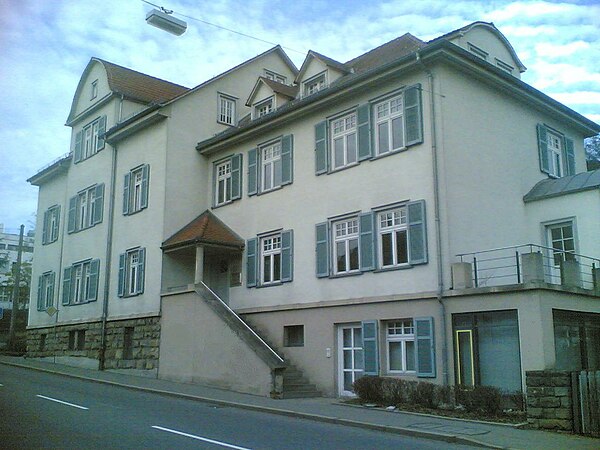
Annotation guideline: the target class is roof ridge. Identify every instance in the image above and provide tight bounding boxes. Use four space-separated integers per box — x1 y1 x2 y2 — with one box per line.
96 58 190 90
345 32 424 66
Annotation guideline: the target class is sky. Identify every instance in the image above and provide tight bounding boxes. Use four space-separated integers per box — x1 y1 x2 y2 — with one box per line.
0 0 598 234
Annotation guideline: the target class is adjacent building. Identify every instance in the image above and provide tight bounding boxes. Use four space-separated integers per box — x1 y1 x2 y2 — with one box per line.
27 21 600 398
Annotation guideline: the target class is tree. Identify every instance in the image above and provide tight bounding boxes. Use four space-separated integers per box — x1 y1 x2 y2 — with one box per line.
585 133 600 162
1 261 32 311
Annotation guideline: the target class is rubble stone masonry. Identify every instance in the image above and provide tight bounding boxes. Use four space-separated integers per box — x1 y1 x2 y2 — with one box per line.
526 370 573 431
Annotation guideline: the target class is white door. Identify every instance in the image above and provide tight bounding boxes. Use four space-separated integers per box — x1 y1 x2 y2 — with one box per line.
546 222 575 284
338 324 364 396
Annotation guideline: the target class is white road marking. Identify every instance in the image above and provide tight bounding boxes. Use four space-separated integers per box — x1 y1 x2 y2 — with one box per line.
152 426 252 450
0 383 3 386
36 394 89 410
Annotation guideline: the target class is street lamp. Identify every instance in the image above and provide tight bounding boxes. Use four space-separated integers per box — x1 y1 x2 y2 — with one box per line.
146 8 187 36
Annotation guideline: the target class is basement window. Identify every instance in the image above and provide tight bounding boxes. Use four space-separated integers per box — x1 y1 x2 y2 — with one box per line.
284 325 304 347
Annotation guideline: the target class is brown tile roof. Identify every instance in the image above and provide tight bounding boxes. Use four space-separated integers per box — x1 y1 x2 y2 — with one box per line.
100 59 190 104
309 51 350 73
345 33 425 73
162 210 244 250
260 77 299 99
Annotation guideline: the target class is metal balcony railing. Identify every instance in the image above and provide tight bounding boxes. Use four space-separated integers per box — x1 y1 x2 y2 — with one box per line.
456 244 600 291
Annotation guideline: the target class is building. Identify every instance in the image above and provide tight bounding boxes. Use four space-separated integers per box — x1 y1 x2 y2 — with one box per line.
27 22 600 398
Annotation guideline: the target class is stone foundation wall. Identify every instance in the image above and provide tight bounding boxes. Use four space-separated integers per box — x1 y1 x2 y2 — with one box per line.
26 316 160 371
526 370 573 431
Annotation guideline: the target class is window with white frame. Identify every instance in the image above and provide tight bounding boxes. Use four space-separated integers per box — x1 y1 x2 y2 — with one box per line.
261 141 282 192
216 160 232 205
123 165 149 215
62 259 99 305
68 184 104 233
42 205 60 245
331 113 357 170
375 95 404 155
118 248 146 297
218 94 236 126
303 73 326 96
537 124 575 178
378 207 408 268
333 218 360 274
265 70 287 84
547 131 564 178
547 222 576 266
387 319 416 373
37 271 55 311
261 234 282 285
73 261 91 304
254 97 274 119
74 116 106 163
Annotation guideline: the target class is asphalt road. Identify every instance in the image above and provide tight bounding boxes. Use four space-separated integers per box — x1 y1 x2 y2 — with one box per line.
0 364 476 449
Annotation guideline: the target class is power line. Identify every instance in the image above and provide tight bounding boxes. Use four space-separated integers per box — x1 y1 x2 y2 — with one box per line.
140 0 306 55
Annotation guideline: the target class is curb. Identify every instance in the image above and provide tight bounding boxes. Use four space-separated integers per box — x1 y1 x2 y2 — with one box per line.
1 359 507 449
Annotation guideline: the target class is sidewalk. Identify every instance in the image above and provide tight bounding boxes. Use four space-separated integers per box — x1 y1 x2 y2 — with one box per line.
1 355 597 449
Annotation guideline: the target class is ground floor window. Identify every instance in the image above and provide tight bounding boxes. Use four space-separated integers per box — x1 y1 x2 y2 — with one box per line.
68 329 86 351
554 309 599 371
386 319 415 373
123 327 134 359
284 325 304 347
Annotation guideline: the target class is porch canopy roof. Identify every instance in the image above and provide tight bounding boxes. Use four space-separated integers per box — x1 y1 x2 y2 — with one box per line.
161 210 244 251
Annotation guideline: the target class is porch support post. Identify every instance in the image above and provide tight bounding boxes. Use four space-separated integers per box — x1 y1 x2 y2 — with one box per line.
521 252 544 283
194 245 204 284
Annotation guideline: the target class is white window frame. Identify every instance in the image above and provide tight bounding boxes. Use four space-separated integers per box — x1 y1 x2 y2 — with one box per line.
127 250 141 296
215 159 232 206
264 70 287 84
40 272 55 309
77 187 96 231
546 220 576 267
132 168 143 213
377 207 409 268
83 120 100 159
333 217 360 275
374 93 406 156
331 112 358 170
547 130 564 178
260 234 282 285
218 93 236 126
254 97 274 119
72 261 92 304
386 319 416 373
44 205 60 244
260 140 282 192
303 72 326 97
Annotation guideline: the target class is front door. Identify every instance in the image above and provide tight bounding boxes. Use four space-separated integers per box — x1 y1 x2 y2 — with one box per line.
338 324 364 396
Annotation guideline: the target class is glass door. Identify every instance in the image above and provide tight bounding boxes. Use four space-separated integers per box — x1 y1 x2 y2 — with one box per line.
455 329 475 387
338 324 364 396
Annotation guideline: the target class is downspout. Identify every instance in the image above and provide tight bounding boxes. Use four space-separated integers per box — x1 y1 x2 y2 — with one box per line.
416 51 449 386
99 141 118 370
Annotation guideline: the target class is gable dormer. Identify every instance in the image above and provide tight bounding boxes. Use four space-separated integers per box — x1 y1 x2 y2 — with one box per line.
295 51 351 98
246 77 298 119
441 22 526 78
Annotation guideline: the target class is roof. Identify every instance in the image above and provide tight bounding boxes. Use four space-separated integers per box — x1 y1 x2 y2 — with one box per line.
246 77 298 106
27 152 72 186
523 170 600 202
345 33 426 73
162 210 244 250
295 50 351 84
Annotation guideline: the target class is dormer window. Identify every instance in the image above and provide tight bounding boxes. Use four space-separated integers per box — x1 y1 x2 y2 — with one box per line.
468 43 488 61
254 97 274 119
91 80 98 100
218 93 237 126
264 70 287 84
303 72 326 97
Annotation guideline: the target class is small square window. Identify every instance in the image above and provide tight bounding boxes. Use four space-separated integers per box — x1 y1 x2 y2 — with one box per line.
284 325 304 347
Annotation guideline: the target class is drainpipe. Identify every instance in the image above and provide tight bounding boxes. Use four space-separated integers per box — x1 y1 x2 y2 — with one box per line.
416 51 449 386
99 142 118 370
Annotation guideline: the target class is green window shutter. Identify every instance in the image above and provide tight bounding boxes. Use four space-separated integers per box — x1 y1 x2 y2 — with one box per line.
231 154 242 200
141 165 150 209
565 137 575 176
407 200 427 265
137 248 146 294
357 103 372 161
62 267 72 305
314 121 329 175
359 212 375 271
42 210 49 244
37 275 44 311
361 320 379 375
52 206 60 242
281 230 293 282
67 196 77 233
93 184 104 224
415 317 436 378
97 115 106 150
404 84 423 146
248 148 258 196
537 124 550 174
315 222 330 278
88 259 100 302
118 253 126 297
281 134 293 185
246 238 258 287
74 130 83 163
123 172 131 215
49 272 55 307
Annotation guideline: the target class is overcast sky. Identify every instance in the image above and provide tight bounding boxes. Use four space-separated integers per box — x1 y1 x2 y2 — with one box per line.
0 0 598 234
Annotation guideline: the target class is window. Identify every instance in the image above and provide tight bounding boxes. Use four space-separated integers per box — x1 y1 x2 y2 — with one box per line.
468 42 488 60
37 271 55 311
537 124 575 178
387 320 415 373
68 184 104 233
254 97 274 119
123 165 149 215
248 135 293 196
554 309 599 371
118 248 146 297
314 85 422 175
218 93 236 126
284 325 304 347
39 334 46 352
378 207 408 268
547 221 576 266
74 115 106 163
91 80 98 99
265 70 287 84
62 259 100 305
42 205 61 245
333 218 360 275
331 113 357 170
0 286 9 302
123 327 134 359
216 160 232 205
303 73 326 96
246 230 293 288
213 155 242 207
68 330 86 351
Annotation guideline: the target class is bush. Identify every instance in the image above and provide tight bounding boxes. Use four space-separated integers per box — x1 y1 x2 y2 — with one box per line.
456 385 503 415
352 376 384 403
354 376 454 409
